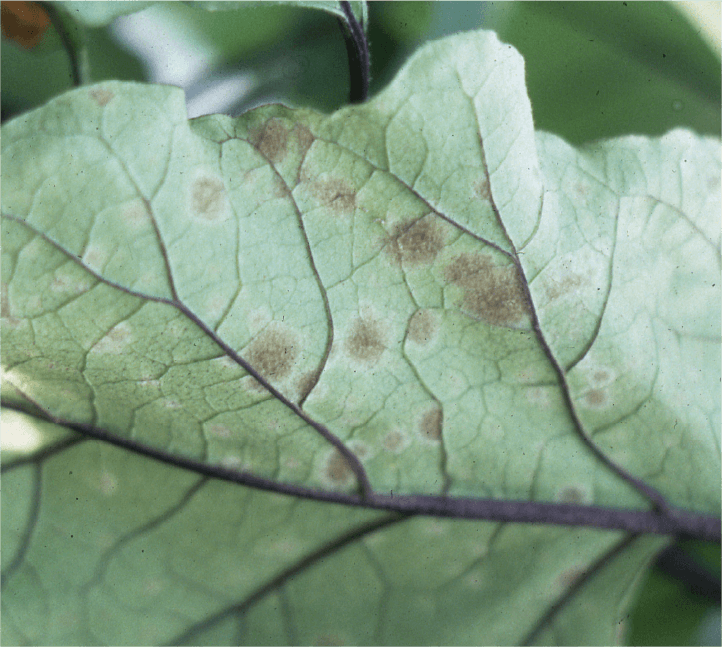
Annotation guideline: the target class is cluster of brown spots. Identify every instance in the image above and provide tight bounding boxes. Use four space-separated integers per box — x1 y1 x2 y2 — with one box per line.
420 407 443 441
444 252 530 327
245 326 297 381
90 88 114 106
345 316 385 363
191 176 227 221
406 309 438 345
325 449 353 484
391 217 444 266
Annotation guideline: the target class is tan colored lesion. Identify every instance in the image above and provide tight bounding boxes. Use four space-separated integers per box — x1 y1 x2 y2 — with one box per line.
345 316 385 363
444 252 531 327
388 216 444 267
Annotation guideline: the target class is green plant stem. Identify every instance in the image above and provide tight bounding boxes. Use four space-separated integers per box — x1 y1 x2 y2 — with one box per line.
39 1 91 86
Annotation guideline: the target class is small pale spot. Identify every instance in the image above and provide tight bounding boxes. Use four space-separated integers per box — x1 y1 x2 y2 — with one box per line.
90 88 114 106
120 201 150 230
207 424 232 439
93 321 133 354
83 244 110 270
219 455 243 469
526 387 551 407
99 470 118 495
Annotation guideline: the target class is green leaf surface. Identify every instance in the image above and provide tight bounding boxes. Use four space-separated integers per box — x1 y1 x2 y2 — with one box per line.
1 29 719 645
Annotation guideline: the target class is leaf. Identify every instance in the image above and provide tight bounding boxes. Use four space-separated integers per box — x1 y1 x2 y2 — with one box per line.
1 29 719 645
56 0 367 32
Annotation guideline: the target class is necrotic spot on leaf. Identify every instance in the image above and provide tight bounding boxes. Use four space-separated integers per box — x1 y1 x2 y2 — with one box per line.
325 449 353 484
584 388 607 407
305 175 357 215
407 309 438 345
190 176 227 221
345 316 385 363
89 88 114 107
444 252 530 327
420 407 443 441
383 429 406 452
473 178 491 201
255 118 289 164
393 217 444 266
556 485 588 504
245 326 298 381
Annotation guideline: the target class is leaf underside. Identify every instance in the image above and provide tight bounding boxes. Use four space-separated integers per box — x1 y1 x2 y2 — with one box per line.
2 29 719 645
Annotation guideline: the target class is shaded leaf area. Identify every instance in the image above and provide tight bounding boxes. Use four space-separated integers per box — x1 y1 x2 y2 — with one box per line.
1 30 720 644
2 410 666 645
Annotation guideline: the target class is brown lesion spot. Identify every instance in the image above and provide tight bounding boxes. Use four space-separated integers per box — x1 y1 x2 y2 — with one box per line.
420 407 443 441
383 429 404 452
556 485 586 504
246 326 298 381
473 178 491 201
191 176 227 221
254 118 289 164
90 88 114 106
325 449 353 484
345 316 385 363
584 389 606 407
407 309 438 345
252 119 315 166
303 173 357 215
391 216 444 266
444 252 531 327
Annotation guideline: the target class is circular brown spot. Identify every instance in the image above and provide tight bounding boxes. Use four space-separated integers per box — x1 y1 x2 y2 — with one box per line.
246 326 298 381
585 389 606 407
345 317 385 363
326 450 352 484
395 217 443 266
383 430 404 452
420 407 442 441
